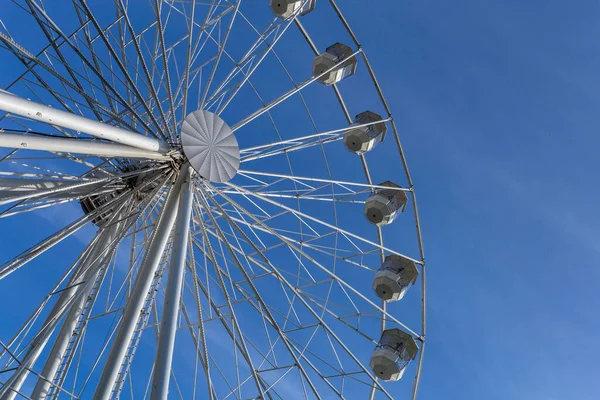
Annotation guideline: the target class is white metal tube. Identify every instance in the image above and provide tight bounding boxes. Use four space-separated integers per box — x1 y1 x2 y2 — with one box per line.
92 170 188 400
238 170 412 192
0 132 171 160
0 178 103 200
29 223 122 400
0 166 163 208
0 90 168 152
150 168 193 400
0 177 112 207
0 177 83 191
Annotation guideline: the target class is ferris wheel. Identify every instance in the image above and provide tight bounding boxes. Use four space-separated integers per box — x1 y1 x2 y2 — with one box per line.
0 0 426 399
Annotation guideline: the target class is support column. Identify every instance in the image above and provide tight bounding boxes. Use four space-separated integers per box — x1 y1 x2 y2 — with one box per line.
92 168 189 400
150 167 194 400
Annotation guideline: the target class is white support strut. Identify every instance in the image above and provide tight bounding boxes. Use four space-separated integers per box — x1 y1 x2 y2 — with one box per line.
0 90 169 152
150 167 193 400
0 132 171 160
92 168 188 400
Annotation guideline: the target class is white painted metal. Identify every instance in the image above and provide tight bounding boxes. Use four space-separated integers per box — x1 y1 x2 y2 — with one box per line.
237 170 412 192
0 132 172 160
0 167 163 207
181 110 240 183
92 170 187 400
0 179 111 207
150 167 193 400
0 177 110 201
0 90 168 152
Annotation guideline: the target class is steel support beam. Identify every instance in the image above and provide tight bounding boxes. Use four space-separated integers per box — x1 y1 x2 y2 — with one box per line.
92 168 188 400
0 132 172 160
0 90 169 152
150 167 193 400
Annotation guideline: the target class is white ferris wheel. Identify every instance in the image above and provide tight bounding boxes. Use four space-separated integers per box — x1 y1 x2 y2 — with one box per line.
0 0 426 399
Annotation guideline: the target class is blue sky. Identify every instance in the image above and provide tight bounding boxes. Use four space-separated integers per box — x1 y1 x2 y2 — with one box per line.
1 0 599 399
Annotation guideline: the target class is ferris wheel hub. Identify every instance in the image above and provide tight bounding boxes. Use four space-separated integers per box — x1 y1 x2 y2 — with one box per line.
181 110 240 183
79 163 166 226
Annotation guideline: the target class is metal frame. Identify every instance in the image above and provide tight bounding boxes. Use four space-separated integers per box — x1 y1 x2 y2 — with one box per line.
0 1 426 399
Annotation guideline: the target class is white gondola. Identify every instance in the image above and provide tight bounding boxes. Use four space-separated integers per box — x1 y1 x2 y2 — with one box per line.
270 0 316 18
363 181 407 226
370 328 418 381
312 42 357 85
372 254 418 301
343 111 387 154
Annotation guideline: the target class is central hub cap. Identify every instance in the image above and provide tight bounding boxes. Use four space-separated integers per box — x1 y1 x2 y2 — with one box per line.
181 110 240 183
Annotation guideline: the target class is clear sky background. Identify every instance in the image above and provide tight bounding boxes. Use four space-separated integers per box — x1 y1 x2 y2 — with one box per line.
1 1 598 399
342 0 600 399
